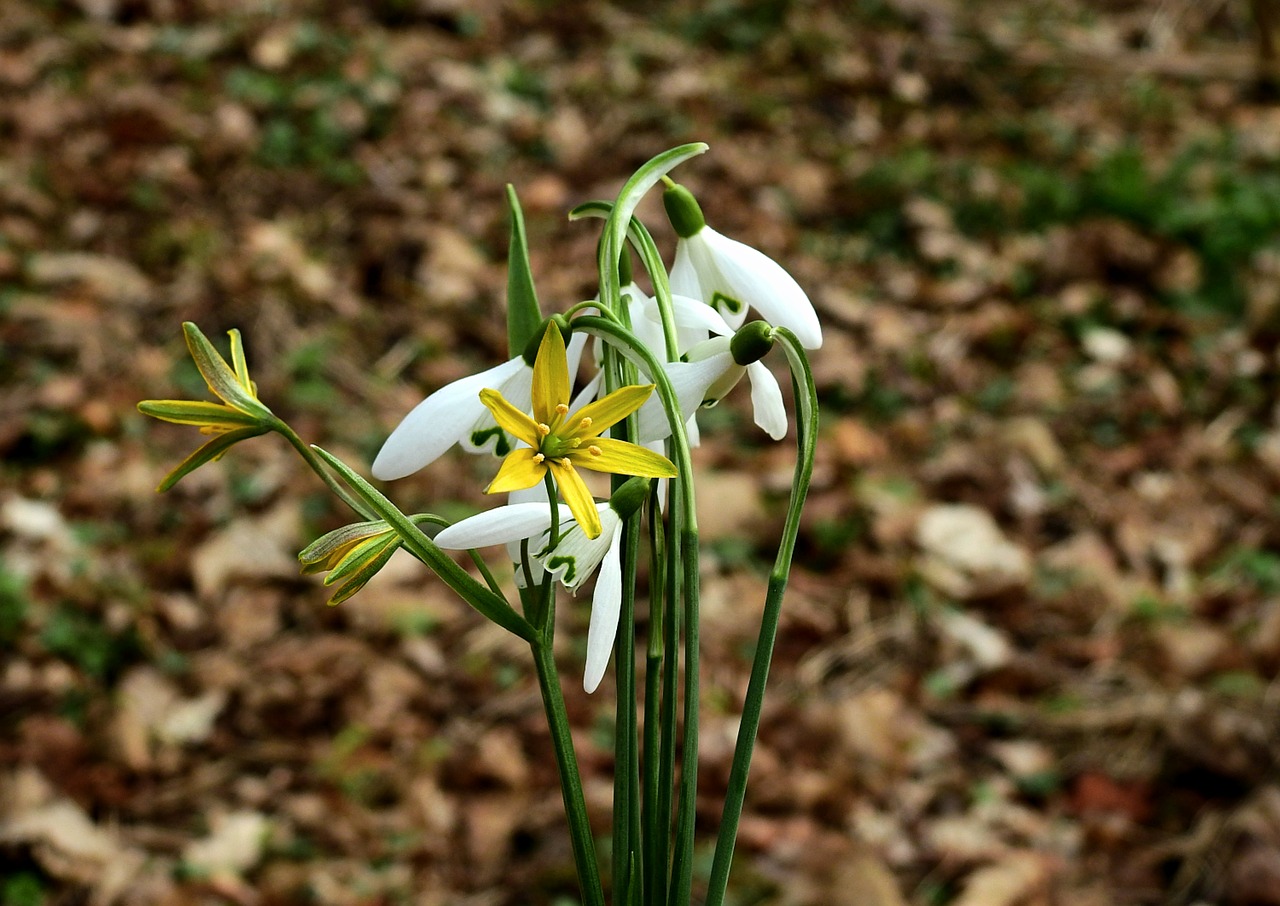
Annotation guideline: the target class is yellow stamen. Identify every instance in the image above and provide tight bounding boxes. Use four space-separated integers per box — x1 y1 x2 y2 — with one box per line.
587 445 602 456
534 453 545 463
536 423 551 437
558 457 571 467
555 403 569 415
578 416 593 430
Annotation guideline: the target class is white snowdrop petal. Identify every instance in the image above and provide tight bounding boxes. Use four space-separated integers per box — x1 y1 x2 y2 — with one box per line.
747 360 788 440
583 528 625 693
669 240 705 303
458 363 533 454
373 357 528 479
435 503 572 549
643 293 734 338
635 354 732 442
703 229 822 350
539 507 617 591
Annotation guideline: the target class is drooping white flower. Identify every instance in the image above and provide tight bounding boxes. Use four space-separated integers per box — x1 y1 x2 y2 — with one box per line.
372 331 588 481
538 505 623 693
433 480 649 694
664 182 822 351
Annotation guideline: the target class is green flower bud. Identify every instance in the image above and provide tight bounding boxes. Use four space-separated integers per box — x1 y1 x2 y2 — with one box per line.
663 183 706 239
608 476 652 520
729 320 775 366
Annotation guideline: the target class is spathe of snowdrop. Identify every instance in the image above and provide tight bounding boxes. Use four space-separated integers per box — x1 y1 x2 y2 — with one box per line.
371 330 589 481
664 181 823 351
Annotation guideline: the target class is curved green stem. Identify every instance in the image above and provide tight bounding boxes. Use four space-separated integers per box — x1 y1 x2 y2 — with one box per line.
274 419 376 520
702 330 818 906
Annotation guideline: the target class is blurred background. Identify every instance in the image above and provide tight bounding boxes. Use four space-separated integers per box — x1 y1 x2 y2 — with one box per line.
4 0 1280 903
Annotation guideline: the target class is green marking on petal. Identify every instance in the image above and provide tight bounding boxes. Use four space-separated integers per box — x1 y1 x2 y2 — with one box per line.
470 426 512 456
545 555 577 585
711 292 744 315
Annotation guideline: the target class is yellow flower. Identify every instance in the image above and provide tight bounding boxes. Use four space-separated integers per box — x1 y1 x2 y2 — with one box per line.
480 324 676 539
137 322 275 491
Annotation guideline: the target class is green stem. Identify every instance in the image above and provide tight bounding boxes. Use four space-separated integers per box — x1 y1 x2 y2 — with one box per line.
533 636 606 906
642 485 666 903
614 515 642 903
667 524 700 906
703 331 818 906
275 420 375 520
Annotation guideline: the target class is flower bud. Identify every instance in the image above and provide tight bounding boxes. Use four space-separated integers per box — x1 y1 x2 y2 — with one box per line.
663 183 706 239
729 320 775 366
608 476 652 520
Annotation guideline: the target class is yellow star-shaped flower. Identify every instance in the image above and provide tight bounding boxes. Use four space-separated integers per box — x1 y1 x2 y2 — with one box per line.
137 322 275 491
480 324 676 539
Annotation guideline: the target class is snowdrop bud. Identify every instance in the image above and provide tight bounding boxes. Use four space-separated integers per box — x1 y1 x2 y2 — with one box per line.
609 476 651 520
685 336 745 403
663 183 706 238
729 320 775 366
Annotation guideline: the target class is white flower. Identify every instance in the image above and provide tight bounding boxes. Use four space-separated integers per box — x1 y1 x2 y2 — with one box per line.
371 332 588 481
433 500 626 693
665 183 822 351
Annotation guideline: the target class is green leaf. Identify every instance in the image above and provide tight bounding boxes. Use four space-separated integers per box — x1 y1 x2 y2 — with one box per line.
598 143 708 316
309 446 537 641
157 425 271 492
505 185 542 360
182 322 272 419
137 399 262 428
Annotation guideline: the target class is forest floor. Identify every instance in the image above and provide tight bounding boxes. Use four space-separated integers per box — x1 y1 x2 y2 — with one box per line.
5 1 1280 904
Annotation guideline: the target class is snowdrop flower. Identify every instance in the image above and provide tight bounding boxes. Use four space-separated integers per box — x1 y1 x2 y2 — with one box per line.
371 327 589 481
633 321 788 442
434 478 651 693
664 180 822 350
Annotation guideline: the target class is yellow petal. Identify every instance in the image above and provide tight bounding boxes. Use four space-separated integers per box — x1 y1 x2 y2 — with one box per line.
568 384 655 439
485 448 548 494
228 329 255 395
479 388 542 448
182 322 271 418
549 460 602 539
531 324 570 427
569 438 678 478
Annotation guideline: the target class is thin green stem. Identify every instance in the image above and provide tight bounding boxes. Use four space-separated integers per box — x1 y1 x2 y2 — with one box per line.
667 523 700 906
533 636 606 906
274 420 375 519
642 485 666 903
614 514 642 903
703 332 818 906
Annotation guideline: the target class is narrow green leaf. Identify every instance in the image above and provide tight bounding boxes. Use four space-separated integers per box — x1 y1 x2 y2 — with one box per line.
156 426 271 492
309 446 537 641
598 143 708 318
182 322 272 419
137 399 262 428
505 185 542 360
